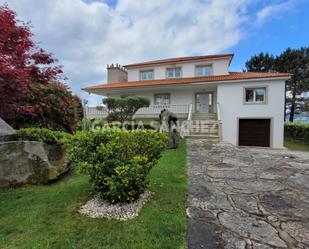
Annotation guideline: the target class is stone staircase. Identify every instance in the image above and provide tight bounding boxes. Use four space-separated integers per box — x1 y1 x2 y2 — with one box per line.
185 113 220 141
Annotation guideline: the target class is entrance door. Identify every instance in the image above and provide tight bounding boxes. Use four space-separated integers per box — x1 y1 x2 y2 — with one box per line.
195 93 213 113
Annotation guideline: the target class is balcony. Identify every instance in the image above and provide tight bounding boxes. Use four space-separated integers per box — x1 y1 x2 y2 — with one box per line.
85 105 190 119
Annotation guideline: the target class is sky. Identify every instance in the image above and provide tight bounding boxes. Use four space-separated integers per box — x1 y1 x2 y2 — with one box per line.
1 0 309 105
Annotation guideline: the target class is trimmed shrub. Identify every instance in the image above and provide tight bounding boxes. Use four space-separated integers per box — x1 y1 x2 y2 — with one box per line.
103 96 150 123
285 122 309 143
12 128 71 145
78 118 158 131
65 129 167 203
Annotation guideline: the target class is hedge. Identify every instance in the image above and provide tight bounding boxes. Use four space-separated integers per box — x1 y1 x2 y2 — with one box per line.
65 129 167 203
78 118 158 131
284 122 309 143
11 128 71 145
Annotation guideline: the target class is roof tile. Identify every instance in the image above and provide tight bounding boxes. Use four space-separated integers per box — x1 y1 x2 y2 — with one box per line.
82 72 290 92
124 54 234 68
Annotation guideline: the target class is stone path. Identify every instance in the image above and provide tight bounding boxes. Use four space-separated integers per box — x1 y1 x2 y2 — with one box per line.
187 139 309 249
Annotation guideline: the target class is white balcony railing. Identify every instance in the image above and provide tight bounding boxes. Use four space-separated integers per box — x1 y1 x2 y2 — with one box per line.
85 104 190 119
136 104 189 115
85 107 108 118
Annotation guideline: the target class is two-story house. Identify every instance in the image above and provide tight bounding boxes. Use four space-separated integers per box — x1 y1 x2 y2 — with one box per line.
82 54 290 148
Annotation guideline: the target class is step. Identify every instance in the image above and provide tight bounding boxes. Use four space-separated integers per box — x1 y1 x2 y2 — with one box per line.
192 117 217 121
189 124 219 128
190 125 218 129
192 114 217 117
190 128 218 132
189 120 219 124
185 134 220 140
192 113 217 116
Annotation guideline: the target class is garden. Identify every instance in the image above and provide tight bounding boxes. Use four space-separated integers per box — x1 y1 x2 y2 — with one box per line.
0 6 187 248
0 132 187 249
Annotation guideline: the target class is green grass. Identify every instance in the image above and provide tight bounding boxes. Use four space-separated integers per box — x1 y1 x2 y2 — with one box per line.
0 141 188 249
284 138 309 152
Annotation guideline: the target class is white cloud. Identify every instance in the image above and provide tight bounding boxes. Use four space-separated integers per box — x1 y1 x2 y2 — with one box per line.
0 0 298 105
256 0 296 25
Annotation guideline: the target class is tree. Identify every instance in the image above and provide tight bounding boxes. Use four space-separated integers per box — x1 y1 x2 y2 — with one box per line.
245 48 309 122
16 82 81 133
245 52 276 72
0 4 62 126
103 96 150 123
275 48 309 122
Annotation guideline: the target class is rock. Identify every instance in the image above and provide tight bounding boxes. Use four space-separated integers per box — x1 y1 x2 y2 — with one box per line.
79 191 152 220
218 212 287 248
232 195 261 215
221 232 247 249
0 141 69 187
281 221 309 246
167 129 180 149
187 208 225 249
0 118 15 136
252 242 273 249
288 174 309 191
226 179 285 194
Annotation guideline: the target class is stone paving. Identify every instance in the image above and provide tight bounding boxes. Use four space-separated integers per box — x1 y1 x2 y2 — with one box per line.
187 139 309 249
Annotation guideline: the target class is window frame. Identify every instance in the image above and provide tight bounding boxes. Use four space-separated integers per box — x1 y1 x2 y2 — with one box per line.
140 69 154 81
243 86 268 105
195 64 213 77
166 67 182 79
154 93 171 106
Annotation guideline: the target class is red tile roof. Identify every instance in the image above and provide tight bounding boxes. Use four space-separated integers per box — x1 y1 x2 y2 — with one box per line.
124 54 234 68
82 72 290 92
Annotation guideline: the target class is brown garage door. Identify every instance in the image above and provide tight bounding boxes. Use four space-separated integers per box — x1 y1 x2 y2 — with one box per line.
239 119 271 147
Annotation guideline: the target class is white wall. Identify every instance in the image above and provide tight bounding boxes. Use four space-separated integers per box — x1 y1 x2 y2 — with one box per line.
217 80 286 148
108 89 194 106
127 59 229 81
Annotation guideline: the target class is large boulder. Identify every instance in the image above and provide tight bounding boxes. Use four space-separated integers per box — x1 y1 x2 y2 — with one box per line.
0 141 69 187
0 117 15 138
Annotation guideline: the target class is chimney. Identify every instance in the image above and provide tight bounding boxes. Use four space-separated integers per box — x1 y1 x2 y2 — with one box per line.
107 64 128 83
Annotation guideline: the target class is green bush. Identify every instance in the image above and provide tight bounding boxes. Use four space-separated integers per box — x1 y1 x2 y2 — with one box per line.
12 128 71 145
65 129 167 203
105 122 157 130
285 122 309 143
78 118 158 131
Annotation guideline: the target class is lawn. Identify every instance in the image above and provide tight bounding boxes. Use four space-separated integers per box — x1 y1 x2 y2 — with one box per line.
284 139 309 152
0 140 188 249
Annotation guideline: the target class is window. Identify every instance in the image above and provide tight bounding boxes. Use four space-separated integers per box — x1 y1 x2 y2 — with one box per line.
195 65 212 76
166 68 182 78
154 93 170 105
140 70 154 80
245 87 266 103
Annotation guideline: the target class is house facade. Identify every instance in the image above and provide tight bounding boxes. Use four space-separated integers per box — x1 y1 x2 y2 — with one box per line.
83 54 290 148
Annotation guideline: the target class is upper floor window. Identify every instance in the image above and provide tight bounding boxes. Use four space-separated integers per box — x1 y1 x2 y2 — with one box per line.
245 87 266 104
140 70 154 80
195 65 212 76
166 67 182 78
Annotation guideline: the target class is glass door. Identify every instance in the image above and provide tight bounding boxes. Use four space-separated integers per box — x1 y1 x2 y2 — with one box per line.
195 92 213 113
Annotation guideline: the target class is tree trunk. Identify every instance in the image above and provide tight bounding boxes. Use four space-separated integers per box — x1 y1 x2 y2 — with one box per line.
289 84 297 122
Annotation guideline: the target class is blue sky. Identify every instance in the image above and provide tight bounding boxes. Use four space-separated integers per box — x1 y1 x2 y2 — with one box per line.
1 0 309 105
230 0 309 71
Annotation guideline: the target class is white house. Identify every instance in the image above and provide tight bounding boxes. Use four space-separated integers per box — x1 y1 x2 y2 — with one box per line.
82 54 290 148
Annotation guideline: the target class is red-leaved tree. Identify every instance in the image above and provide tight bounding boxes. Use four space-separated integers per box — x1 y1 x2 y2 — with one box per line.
17 82 82 132
0 4 63 127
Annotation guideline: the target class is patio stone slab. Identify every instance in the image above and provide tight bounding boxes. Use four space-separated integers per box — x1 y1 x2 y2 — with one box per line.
187 139 309 249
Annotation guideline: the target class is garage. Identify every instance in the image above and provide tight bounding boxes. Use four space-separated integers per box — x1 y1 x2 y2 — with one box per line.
238 119 271 147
